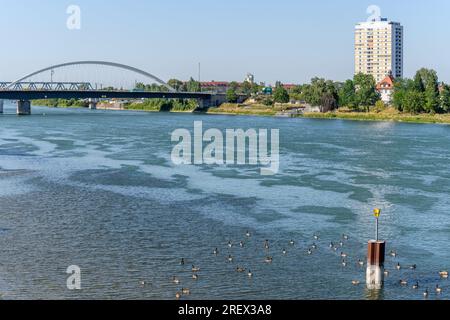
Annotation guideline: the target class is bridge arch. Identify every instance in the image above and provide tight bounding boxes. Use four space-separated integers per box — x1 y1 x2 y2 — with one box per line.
6 61 176 92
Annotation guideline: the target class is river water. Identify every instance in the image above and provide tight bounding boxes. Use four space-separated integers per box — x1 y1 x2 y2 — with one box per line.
1 102 450 300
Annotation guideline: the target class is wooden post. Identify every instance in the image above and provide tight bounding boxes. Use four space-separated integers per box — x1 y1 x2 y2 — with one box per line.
366 240 386 290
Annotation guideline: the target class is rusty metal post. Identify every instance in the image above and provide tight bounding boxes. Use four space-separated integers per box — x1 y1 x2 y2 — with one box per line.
366 240 386 290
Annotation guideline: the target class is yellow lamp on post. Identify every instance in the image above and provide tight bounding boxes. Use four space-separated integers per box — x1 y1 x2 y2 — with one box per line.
373 209 381 241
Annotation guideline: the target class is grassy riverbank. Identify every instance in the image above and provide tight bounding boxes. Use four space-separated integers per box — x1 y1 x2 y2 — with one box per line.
32 99 87 108
207 103 450 124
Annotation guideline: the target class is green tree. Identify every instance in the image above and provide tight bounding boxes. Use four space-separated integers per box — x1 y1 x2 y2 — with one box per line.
273 86 290 103
226 88 238 103
424 71 440 113
441 84 450 113
403 90 425 114
353 73 380 112
413 71 425 92
338 80 356 109
301 78 338 109
187 77 201 92
167 79 185 91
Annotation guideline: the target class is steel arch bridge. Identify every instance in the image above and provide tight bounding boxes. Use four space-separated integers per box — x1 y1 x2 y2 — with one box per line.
2 61 177 92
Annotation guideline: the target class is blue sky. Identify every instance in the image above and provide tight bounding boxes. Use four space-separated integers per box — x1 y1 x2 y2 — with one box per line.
0 0 449 84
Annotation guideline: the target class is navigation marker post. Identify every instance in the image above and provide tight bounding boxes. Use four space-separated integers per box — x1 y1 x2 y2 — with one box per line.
366 208 386 290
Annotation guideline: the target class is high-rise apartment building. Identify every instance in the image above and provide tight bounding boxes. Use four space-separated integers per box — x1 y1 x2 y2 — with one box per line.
355 18 403 83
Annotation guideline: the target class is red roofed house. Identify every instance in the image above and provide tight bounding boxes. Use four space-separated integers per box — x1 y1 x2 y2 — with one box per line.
376 75 395 104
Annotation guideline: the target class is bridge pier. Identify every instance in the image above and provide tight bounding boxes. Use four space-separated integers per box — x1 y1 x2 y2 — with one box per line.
0 100 3 114
17 100 31 115
88 98 97 110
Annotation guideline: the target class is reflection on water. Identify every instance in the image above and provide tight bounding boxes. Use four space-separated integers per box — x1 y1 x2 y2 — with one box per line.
1 103 450 300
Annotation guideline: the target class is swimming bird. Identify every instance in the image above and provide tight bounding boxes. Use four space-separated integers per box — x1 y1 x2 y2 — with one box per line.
192 274 198 280
340 252 348 258
236 267 246 273
265 256 273 264
172 276 180 285
352 280 360 286
180 258 185 266
248 270 253 278
311 243 317 250
413 282 419 289
313 234 319 240
358 259 364 267
329 242 334 248
213 248 219 255
140 280 146 287
228 241 233 248
423 289 429 298
182 288 191 295
342 234 349 240
289 240 295 246
436 284 443 294
240 241 245 248
384 270 390 277
192 265 200 273
342 260 347 267
390 250 398 258
399 280 408 286
396 263 401 270
307 249 313 255
333 246 338 252
228 255 234 263
246 231 251 238
264 240 270 250
410 264 417 270
439 271 449 278
175 292 181 300
339 241 344 247
282 249 287 255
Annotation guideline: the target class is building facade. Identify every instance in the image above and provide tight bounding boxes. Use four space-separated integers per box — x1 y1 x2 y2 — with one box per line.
376 74 395 104
355 18 403 83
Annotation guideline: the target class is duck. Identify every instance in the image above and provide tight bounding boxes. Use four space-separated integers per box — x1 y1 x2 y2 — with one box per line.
311 243 317 250
339 241 344 247
228 241 233 248
289 240 295 246
384 270 390 277
181 288 191 295
248 270 253 278
413 282 419 289
399 280 408 286
172 276 180 285
439 271 449 278
352 280 360 286
340 252 348 258
307 249 313 255
140 280 146 287
192 274 198 280
313 234 319 240
396 263 401 270
436 284 443 294
213 248 219 255
246 231 251 238
333 246 338 252
175 292 181 300
236 267 246 273
410 264 417 270
358 259 364 267
282 249 287 255
264 240 270 250
423 288 429 298
390 250 398 258
265 256 273 264
240 241 245 248
342 234 349 240
329 242 335 248
342 260 347 267
228 255 234 263
180 258 185 266
192 265 200 273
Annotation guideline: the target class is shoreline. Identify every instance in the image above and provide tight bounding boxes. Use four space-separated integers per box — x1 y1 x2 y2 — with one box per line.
30 103 450 125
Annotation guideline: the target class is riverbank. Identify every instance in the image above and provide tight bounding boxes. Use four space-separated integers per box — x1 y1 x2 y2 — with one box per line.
206 104 450 124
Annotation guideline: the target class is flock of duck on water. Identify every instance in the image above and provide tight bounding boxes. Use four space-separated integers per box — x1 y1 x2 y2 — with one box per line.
164 231 448 300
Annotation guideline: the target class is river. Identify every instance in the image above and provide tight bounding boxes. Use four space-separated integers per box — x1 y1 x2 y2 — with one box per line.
1 101 450 300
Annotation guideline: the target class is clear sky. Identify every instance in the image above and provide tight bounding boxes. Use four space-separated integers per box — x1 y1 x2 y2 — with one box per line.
0 0 449 84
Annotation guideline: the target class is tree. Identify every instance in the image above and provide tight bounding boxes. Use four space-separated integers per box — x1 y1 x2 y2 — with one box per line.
424 71 440 113
273 86 290 103
301 78 338 109
187 77 201 92
413 71 425 92
353 73 380 112
441 84 450 113
167 79 185 91
226 88 238 103
338 80 356 109
403 90 425 114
